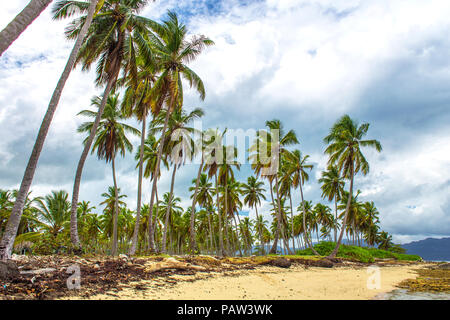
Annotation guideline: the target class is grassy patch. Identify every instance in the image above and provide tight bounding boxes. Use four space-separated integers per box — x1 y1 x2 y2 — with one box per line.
296 242 421 263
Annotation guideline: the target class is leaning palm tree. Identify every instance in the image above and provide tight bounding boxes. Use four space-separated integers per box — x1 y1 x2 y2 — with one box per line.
241 176 266 255
324 114 382 258
318 165 345 242
144 11 214 252
78 94 140 255
0 0 54 56
53 0 152 251
0 0 99 260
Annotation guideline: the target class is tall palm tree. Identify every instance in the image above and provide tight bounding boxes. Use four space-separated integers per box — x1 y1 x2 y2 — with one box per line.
189 173 214 252
121 47 159 255
202 128 226 255
143 11 214 252
0 0 99 260
318 165 345 242
151 107 203 253
324 115 382 258
53 0 152 251
78 94 140 255
242 176 266 255
0 0 54 56
283 149 319 254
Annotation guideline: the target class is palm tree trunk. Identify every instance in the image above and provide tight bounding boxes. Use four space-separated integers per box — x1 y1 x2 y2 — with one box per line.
129 116 146 255
111 157 119 256
275 175 292 254
329 164 354 258
299 182 320 256
268 179 279 254
70 72 117 250
215 173 225 256
162 164 177 253
147 107 171 251
0 0 98 261
189 157 203 253
255 206 264 255
288 188 296 253
207 209 214 255
0 0 53 56
233 215 243 257
334 195 338 243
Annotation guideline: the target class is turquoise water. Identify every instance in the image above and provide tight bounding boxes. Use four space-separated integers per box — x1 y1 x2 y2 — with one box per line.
382 289 450 300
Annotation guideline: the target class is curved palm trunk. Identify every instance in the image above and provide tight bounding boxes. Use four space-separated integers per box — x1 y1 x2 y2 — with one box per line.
129 116 146 255
0 0 53 56
328 164 354 258
0 0 98 261
111 157 119 256
288 188 296 253
70 73 117 250
189 158 203 253
215 173 225 256
299 182 320 256
268 179 279 254
162 164 177 253
147 107 171 251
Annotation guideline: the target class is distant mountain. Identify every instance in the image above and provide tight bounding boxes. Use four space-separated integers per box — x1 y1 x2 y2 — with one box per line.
401 237 450 261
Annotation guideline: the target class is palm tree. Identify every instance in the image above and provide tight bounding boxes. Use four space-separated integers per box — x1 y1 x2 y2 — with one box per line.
53 0 152 251
376 231 393 250
324 115 382 258
121 47 159 255
143 11 214 252
78 94 140 255
189 173 214 252
0 0 54 56
282 149 319 254
318 165 345 242
100 186 127 240
0 0 99 260
202 128 226 255
151 107 203 253
242 176 266 255
35 190 71 237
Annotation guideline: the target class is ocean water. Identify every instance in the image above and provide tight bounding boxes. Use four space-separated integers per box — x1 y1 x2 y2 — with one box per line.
382 289 450 300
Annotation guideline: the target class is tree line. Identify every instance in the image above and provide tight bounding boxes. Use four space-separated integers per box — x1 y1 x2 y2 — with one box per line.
0 0 389 260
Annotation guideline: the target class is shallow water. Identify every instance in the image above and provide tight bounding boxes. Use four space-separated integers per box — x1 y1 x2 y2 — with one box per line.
383 289 450 300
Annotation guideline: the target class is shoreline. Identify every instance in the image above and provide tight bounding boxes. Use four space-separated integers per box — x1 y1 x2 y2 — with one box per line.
63 262 429 300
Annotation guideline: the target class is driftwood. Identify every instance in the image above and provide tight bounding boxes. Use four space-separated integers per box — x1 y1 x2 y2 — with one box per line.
271 258 292 268
144 257 207 273
20 268 57 275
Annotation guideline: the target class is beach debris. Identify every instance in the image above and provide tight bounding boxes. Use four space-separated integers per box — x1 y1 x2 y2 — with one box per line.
144 257 207 273
20 268 57 275
271 258 291 268
436 263 450 270
0 260 20 280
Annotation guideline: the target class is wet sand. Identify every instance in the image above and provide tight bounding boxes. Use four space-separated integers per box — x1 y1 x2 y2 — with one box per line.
67 264 426 300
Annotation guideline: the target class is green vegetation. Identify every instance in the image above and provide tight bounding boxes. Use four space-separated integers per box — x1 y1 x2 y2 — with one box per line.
296 242 421 263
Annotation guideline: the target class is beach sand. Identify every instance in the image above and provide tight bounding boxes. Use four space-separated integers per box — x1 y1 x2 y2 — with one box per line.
65 263 426 300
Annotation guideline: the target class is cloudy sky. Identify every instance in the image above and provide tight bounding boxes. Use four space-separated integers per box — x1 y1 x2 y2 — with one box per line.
1 0 449 244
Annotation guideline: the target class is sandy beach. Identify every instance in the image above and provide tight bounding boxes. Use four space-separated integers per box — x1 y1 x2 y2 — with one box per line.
66 263 426 300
